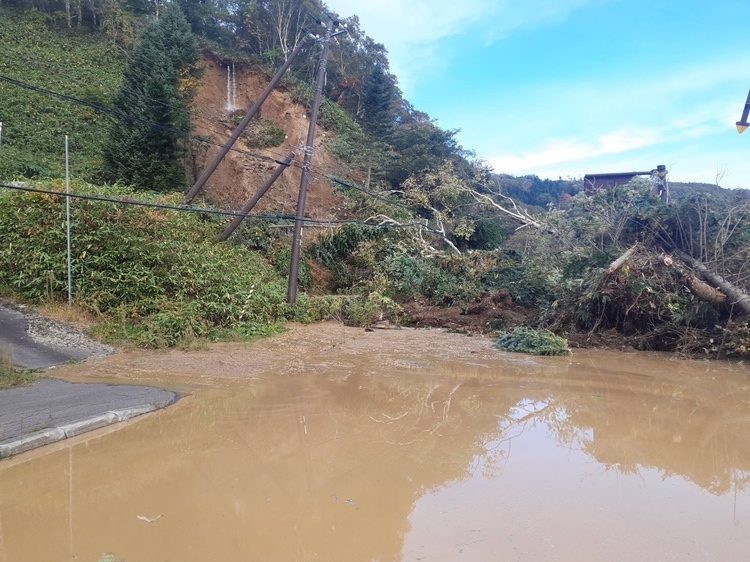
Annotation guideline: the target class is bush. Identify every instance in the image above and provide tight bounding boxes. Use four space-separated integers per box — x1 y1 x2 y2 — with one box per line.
0 182 294 347
495 327 571 356
344 292 402 327
243 119 286 148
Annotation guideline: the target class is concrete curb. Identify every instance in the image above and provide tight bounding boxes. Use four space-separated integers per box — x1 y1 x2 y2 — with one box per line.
0 405 158 460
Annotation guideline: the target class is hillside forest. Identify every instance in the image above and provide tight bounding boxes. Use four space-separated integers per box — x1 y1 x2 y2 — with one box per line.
1 0 750 358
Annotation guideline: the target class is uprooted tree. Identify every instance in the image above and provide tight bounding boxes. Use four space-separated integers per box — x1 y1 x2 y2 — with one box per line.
525 179 750 356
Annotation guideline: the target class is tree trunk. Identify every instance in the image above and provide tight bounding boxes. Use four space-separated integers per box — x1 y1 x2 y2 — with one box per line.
676 251 750 315
606 244 637 274
683 273 726 306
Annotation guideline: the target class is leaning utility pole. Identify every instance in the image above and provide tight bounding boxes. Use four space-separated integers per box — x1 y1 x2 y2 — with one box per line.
287 17 341 305
183 37 309 204
736 88 750 134
219 151 296 241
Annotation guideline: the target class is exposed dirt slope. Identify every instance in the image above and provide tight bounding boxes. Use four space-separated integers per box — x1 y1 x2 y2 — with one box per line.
191 54 347 220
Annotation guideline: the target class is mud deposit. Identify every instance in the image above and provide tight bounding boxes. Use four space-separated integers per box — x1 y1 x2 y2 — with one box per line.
1 323 749 561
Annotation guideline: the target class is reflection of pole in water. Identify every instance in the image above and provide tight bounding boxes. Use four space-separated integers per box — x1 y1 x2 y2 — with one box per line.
69 446 74 560
0 509 6 562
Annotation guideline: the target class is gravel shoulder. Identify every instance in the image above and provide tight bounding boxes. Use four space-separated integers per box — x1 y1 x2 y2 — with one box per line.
0 299 114 369
0 300 181 460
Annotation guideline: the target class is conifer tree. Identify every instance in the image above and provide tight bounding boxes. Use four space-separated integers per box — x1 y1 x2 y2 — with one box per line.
361 64 395 142
103 4 199 191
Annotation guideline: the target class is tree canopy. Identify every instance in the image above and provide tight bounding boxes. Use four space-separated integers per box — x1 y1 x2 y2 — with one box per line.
102 3 200 191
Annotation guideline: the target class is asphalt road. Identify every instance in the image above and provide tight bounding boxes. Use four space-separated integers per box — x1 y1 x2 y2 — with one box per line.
0 378 179 458
0 305 99 369
0 303 178 459
0 378 178 445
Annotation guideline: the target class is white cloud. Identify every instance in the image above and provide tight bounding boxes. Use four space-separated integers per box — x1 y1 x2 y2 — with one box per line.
324 0 603 93
477 55 750 180
489 128 661 172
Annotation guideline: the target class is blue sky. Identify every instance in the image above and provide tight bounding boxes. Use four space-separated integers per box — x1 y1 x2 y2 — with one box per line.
324 0 750 188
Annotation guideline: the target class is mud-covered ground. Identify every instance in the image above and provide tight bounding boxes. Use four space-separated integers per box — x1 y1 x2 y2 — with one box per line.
2 323 749 561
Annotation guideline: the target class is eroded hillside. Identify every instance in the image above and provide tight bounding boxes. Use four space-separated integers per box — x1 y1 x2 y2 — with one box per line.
191 54 348 221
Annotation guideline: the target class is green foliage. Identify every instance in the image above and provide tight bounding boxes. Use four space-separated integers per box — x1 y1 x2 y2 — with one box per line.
102 4 200 191
468 220 506 250
497 173 581 209
723 322 750 358
0 345 36 389
375 253 482 306
495 327 570 356
388 117 465 187
292 294 350 323
0 181 297 347
291 293 401 327
272 246 312 289
361 64 395 141
0 8 126 182
343 291 402 326
242 119 286 148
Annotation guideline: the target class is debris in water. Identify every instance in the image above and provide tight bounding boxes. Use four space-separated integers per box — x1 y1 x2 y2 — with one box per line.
137 514 163 523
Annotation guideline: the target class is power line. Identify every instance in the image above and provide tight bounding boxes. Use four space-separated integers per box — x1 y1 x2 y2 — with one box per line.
0 74 282 165
0 44 330 168
0 61 443 221
0 182 427 229
0 46 288 154
322 174 413 210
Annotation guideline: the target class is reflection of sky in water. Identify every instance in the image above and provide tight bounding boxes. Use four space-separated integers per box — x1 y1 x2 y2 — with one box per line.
404 397 750 561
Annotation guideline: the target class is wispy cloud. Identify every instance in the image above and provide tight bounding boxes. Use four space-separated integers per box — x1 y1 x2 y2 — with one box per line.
489 128 661 172
480 55 750 178
325 0 603 93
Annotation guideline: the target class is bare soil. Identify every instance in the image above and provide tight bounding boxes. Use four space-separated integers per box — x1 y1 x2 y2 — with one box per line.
401 290 531 333
191 54 348 221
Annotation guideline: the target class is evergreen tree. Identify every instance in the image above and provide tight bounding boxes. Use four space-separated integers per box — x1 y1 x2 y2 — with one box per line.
103 4 199 191
361 64 395 141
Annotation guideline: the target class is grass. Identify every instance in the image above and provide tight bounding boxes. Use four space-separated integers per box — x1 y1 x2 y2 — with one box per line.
0 7 126 182
0 345 37 389
0 181 305 348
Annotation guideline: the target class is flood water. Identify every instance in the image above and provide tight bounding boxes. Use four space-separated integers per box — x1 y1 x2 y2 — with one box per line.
1 324 749 561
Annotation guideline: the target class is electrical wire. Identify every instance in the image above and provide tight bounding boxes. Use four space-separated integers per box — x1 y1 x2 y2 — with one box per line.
0 46 323 167
0 57 456 226
0 74 283 165
321 174 413 210
0 182 430 229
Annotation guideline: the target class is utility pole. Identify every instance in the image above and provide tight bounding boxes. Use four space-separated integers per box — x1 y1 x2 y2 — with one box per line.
65 135 73 307
287 16 341 306
737 88 750 134
183 37 309 204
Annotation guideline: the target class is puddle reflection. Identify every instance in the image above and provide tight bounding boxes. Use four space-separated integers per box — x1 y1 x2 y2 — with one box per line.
1 335 749 561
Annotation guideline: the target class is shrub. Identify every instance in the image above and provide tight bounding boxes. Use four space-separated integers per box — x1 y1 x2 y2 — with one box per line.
495 327 571 356
0 182 294 347
343 292 402 327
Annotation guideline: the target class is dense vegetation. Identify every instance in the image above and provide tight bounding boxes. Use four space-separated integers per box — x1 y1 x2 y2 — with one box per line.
1 1 750 360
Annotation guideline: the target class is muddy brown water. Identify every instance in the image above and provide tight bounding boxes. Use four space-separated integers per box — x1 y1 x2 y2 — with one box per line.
1 323 749 561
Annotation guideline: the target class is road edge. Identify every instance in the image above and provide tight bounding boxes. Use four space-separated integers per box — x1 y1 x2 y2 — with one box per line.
0 401 176 460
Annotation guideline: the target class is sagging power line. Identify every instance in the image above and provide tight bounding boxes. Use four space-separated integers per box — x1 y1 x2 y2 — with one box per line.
0 182 429 230
0 74 280 166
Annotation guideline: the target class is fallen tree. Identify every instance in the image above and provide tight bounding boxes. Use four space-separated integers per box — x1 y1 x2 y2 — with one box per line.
675 251 750 316
606 243 638 274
